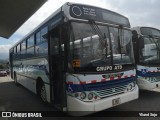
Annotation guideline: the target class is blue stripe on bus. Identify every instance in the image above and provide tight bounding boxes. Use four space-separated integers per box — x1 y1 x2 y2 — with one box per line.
137 70 160 77
66 77 136 93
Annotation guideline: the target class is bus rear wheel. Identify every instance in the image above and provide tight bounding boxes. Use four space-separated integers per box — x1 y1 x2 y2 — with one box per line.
39 84 47 103
14 72 18 85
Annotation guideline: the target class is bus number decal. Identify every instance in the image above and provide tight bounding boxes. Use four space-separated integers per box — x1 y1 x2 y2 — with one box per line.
114 65 122 70
96 65 122 71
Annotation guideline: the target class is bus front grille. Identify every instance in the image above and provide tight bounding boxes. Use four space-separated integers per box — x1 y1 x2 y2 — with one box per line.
95 84 129 98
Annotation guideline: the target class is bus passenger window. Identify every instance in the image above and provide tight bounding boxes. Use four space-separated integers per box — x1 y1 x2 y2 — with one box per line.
36 31 41 44
21 40 26 50
41 27 48 42
35 42 48 56
28 35 35 47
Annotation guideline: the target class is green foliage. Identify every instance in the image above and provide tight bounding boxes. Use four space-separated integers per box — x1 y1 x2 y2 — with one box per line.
0 63 8 69
0 64 4 69
0 59 9 69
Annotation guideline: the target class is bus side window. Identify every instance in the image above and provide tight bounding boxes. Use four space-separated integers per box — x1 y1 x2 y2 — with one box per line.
36 31 41 45
41 27 48 42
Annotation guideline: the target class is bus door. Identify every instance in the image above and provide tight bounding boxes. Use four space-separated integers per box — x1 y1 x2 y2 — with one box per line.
49 26 67 111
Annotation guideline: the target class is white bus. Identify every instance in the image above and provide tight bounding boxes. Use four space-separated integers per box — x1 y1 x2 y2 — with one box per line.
132 26 160 91
9 2 138 115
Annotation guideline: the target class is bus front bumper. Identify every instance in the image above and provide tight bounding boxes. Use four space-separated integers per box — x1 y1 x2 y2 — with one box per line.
67 85 138 116
137 78 160 91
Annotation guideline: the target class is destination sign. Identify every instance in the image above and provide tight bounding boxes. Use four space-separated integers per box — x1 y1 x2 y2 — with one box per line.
70 4 130 27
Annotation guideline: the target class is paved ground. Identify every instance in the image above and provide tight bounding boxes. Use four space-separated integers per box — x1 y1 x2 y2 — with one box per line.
0 76 54 112
0 76 160 120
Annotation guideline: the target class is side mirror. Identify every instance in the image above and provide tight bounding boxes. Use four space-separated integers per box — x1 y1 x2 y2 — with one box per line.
139 36 144 48
132 30 138 43
132 30 138 36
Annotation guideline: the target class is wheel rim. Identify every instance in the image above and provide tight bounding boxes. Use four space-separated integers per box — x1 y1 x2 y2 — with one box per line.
40 85 47 102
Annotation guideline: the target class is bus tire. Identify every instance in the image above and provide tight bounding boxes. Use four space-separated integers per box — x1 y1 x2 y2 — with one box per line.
14 72 18 86
39 83 47 103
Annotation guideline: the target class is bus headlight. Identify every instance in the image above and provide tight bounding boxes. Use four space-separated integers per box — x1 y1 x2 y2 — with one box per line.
128 84 132 90
125 83 133 92
70 91 100 101
132 81 136 87
74 93 79 98
88 92 94 100
80 92 86 99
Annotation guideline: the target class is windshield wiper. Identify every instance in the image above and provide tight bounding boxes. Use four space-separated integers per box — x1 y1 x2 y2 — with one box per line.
118 25 124 60
148 35 160 50
88 20 106 47
88 20 109 59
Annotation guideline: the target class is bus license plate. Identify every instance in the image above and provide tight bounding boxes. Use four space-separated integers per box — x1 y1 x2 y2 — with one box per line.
112 98 121 106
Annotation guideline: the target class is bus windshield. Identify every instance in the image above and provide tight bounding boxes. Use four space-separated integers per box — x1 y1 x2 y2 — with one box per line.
141 27 160 37
138 27 160 64
69 22 134 73
139 36 160 64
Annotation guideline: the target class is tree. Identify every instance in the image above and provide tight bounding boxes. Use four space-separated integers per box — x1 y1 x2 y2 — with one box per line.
0 64 4 69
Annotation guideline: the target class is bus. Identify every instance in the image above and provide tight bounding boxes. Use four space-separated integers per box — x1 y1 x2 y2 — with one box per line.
132 26 160 91
9 2 138 115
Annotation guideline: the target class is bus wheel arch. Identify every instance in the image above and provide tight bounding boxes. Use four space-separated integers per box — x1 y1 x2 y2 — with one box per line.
36 77 47 103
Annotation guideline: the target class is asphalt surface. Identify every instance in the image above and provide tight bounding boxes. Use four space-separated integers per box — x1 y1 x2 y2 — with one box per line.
0 76 160 120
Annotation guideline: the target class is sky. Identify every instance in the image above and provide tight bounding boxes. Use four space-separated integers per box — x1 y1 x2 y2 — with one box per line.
0 0 160 59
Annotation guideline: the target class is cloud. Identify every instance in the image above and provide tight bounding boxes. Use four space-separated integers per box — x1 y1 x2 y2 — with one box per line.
101 0 160 29
0 45 11 53
0 44 11 59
